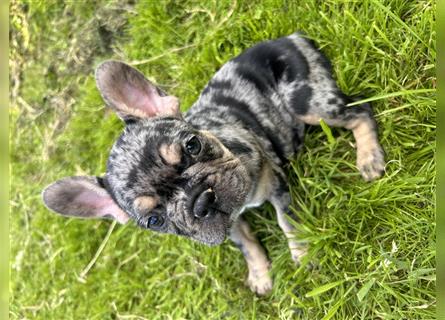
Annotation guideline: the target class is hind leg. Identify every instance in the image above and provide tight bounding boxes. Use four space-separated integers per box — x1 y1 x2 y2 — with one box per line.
297 98 385 181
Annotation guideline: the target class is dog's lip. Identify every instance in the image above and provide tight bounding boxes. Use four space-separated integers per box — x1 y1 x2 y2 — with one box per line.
209 205 229 216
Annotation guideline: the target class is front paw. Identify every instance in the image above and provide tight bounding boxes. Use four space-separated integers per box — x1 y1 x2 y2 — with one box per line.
357 146 385 181
246 269 273 296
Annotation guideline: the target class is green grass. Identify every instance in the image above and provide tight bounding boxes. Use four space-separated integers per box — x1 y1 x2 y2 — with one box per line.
10 0 436 319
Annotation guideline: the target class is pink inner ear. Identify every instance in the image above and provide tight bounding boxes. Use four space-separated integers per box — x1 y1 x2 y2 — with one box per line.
76 190 130 224
118 83 179 118
98 202 130 224
96 61 180 119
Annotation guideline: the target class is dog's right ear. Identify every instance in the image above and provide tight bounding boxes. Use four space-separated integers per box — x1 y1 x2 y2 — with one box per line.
42 176 130 224
95 60 180 122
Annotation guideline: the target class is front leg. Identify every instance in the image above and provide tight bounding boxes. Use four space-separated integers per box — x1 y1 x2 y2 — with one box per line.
230 216 272 296
270 179 307 265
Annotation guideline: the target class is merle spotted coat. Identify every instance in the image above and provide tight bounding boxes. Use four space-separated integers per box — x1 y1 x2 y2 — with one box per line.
43 33 384 295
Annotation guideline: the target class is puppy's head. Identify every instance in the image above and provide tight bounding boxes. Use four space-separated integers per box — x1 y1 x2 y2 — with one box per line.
43 61 250 246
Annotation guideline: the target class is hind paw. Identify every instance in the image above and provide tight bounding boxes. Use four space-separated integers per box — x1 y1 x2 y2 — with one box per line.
357 146 385 181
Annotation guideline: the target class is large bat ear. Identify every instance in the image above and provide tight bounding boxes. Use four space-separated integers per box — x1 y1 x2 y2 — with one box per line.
95 60 180 122
42 176 130 224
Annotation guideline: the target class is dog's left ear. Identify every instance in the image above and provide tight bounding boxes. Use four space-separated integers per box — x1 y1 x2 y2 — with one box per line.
42 176 130 224
95 60 180 122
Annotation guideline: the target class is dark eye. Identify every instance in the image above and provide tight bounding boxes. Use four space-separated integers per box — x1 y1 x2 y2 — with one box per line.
147 215 163 228
185 136 201 155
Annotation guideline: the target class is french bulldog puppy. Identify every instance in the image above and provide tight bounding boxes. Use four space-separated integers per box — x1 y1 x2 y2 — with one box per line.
43 32 384 295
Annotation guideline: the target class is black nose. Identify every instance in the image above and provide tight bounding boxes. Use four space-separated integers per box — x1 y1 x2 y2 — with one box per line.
193 188 216 218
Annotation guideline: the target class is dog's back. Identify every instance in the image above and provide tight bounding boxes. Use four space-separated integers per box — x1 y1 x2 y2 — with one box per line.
185 33 346 165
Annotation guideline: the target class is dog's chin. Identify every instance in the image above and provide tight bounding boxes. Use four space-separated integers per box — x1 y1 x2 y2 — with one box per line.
191 208 234 246
192 229 227 246
198 234 227 246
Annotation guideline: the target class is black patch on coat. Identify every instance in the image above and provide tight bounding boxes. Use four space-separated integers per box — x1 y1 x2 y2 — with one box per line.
269 56 287 82
274 37 309 81
235 64 274 93
152 119 182 133
234 41 282 81
202 80 233 95
327 98 337 105
125 137 161 189
185 107 229 131
211 94 287 164
233 37 308 85
199 117 226 129
219 137 253 155
289 84 313 115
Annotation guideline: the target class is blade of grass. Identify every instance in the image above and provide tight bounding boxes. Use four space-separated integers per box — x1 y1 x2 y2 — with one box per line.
78 221 117 281
319 119 336 146
357 278 376 302
305 280 345 298
347 89 436 106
